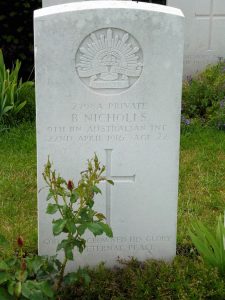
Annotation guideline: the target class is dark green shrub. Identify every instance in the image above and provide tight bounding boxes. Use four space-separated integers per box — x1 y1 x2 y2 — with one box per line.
208 99 225 130
0 0 42 79
15 82 35 124
0 50 35 126
182 61 225 129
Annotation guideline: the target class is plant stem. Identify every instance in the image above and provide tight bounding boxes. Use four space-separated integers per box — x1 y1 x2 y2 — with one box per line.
56 256 68 290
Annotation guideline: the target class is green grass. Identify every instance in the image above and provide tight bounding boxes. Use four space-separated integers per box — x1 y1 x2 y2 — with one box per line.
0 123 37 255
0 123 225 298
60 258 225 299
178 126 225 252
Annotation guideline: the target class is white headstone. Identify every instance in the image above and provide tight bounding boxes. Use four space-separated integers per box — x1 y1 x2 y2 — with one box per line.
42 0 160 8
42 0 109 7
35 1 184 269
168 0 225 77
43 0 78 6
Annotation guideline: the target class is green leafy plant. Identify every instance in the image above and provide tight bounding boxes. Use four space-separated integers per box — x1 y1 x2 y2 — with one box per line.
15 83 35 123
189 214 225 275
207 99 225 130
43 154 114 290
0 49 33 124
0 235 58 300
182 61 225 125
0 154 114 298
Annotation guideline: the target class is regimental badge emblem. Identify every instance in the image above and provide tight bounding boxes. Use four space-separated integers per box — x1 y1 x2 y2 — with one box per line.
75 28 143 94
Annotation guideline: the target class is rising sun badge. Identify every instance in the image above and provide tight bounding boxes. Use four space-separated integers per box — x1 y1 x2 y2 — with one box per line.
75 28 143 94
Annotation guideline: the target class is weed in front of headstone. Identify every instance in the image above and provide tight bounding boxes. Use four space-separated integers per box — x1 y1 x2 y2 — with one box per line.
0 234 59 299
43 154 114 291
0 154 113 299
189 214 225 275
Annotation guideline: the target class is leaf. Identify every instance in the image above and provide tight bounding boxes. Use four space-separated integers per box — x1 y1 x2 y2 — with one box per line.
78 268 91 286
14 282 22 298
0 287 13 300
52 219 67 236
30 256 44 273
21 282 32 298
39 281 54 298
216 216 225 272
189 217 225 274
92 186 102 194
29 291 45 300
77 224 87 236
99 222 113 238
78 208 88 221
13 101 26 114
2 106 13 114
72 239 86 253
107 179 114 185
7 282 15 296
57 240 74 260
22 281 45 300
46 203 58 215
189 228 217 266
87 223 103 236
63 272 78 285
70 191 79 203
87 199 94 208
0 272 9 284
5 258 16 268
66 220 76 234
15 270 28 282
81 272 91 286
56 239 67 252
65 245 74 261
46 192 53 201
95 213 106 221
0 261 9 271
62 204 70 216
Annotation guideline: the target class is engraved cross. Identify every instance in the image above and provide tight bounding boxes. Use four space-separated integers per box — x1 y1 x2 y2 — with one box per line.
105 149 135 226
195 0 225 51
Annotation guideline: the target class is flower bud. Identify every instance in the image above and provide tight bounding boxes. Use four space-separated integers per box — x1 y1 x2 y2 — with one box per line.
17 236 24 248
67 180 74 191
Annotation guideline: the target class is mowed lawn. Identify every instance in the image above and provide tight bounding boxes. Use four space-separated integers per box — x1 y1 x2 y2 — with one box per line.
0 124 37 255
0 123 225 255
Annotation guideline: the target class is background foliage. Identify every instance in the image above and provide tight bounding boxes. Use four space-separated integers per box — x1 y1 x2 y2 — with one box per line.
0 50 35 127
182 61 225 129
0 0 41 80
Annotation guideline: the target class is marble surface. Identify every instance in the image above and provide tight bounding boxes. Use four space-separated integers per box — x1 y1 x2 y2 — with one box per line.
35 1 184 269
168 0 225 77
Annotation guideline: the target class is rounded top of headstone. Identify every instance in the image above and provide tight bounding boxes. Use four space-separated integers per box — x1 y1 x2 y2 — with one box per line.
35 1 184 19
